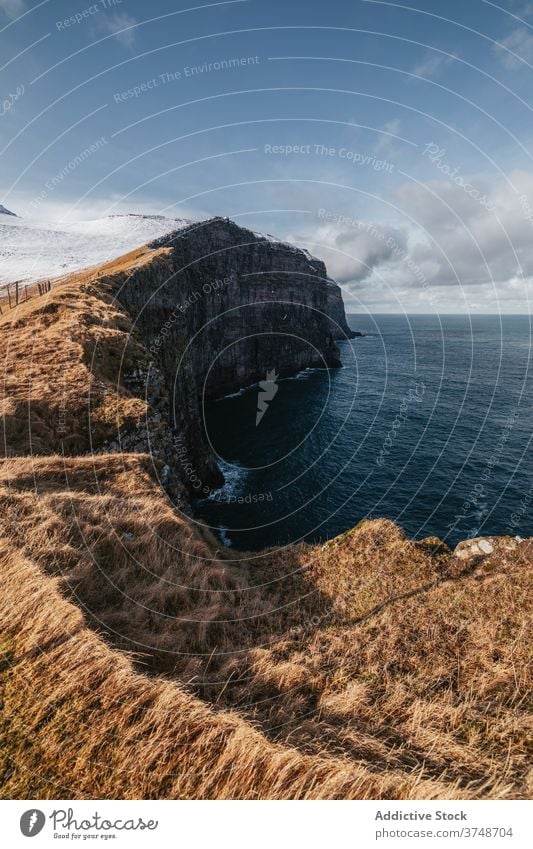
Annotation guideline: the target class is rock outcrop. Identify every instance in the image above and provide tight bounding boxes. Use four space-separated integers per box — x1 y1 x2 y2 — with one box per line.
114 217 353 490
0 217 356 495
326 278 361 339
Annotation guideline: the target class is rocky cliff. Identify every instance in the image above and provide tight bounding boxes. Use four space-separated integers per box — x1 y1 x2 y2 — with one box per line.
1 221 530 803
113 217 354 490
326 278 361 339
0 217 355 495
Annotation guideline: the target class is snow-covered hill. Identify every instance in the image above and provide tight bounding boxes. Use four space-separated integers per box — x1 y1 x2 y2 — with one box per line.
0 212 189 287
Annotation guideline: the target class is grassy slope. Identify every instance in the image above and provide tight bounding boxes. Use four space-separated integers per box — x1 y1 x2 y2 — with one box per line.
0 255 531 800
0 245 172 457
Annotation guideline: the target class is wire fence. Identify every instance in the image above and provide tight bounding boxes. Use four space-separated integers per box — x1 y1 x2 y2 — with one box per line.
0 279 51 316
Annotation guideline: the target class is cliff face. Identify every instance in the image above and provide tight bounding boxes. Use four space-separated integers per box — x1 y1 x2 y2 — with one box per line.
114 217 351 489
134 217 345 383
326 278 360 338
0 218 354 494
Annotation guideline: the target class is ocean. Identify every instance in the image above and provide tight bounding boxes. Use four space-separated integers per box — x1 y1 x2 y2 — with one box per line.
194 314 532 551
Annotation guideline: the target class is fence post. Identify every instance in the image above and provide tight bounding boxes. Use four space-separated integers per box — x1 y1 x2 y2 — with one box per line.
7 285 12 309
15 281 19 306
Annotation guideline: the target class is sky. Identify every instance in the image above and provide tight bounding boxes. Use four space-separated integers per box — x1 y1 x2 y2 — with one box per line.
1 0 533 312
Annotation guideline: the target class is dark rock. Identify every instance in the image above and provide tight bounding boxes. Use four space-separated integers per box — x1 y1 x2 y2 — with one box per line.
325 278 361 339
114 217 353 493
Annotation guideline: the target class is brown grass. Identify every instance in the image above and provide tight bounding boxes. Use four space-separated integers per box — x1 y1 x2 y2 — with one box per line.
0 250 531 800
0 245 171 457
1 454 531 799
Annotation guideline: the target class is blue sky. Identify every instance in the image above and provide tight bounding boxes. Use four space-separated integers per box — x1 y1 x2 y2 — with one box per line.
2 0 533 312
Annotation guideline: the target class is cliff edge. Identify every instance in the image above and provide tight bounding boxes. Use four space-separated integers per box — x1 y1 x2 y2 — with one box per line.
0 232 531 800
0 218 355 493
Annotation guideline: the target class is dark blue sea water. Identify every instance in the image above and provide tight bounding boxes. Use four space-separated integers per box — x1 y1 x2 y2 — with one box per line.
195 315 532 551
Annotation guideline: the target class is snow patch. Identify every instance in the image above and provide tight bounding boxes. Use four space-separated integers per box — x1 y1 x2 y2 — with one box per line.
0 213 189 287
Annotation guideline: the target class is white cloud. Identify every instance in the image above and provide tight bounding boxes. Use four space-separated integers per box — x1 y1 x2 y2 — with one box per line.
97 12 138 49
375 119 402 153
494 27 533 69
516 3 533 16
288 219 408 284
0 0 25 19
289 171 533 313
392 173 533 290
411 52 455 78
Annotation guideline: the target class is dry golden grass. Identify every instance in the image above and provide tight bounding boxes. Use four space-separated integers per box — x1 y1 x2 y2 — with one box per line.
0 454 531 799
0 250 531 800
0 245 172 456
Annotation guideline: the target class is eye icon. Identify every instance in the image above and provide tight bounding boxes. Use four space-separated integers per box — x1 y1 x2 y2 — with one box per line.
20 810 46 837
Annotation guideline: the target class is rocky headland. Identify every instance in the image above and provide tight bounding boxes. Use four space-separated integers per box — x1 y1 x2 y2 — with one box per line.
0 216 359 497
0 219 530 801
111 217 356 492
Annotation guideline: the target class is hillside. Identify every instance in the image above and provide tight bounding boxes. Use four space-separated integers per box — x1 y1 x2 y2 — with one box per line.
0 240 531 800
0 212 188 287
